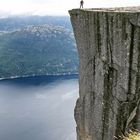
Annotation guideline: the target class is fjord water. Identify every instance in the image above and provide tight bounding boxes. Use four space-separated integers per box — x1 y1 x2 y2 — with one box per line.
0 75 78 140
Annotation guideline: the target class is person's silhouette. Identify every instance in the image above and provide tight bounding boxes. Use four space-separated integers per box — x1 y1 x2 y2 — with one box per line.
80 0 84 9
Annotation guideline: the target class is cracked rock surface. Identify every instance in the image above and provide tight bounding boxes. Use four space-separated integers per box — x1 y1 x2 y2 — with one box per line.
69 7 140 140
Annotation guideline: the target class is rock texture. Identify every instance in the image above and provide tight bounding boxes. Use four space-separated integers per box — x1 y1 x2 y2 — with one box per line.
69 7 140 140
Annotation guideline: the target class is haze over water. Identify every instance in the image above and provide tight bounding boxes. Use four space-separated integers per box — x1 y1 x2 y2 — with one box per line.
0 75 78 140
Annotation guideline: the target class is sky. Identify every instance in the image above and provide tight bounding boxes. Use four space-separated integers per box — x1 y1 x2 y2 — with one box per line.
0 0 140 16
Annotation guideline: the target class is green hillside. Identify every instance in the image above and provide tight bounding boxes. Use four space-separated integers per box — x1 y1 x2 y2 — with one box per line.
0 24 78 78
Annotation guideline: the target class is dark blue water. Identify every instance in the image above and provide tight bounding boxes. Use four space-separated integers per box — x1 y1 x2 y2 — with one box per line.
0 74 78 140
0 74 78 86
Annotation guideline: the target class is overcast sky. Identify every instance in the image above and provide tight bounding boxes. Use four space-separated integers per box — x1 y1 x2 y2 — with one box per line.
0 0 140 16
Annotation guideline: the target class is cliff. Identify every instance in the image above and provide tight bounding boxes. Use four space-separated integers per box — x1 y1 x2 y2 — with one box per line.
69 7 140 140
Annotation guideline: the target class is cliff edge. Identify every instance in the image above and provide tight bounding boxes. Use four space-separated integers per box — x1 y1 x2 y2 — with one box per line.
69 7 140 140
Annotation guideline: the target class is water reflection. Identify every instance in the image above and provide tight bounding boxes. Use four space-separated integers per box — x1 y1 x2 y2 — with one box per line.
0 76 78 140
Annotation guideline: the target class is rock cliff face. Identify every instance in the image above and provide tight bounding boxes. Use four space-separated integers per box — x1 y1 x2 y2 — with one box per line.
69 7 140 140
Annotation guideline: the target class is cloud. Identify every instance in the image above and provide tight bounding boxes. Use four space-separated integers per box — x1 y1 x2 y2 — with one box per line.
85 0 140 8
0 0 77 15
0 0 140 16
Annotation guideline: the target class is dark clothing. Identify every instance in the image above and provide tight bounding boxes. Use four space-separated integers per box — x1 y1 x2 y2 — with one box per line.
80 0 84 9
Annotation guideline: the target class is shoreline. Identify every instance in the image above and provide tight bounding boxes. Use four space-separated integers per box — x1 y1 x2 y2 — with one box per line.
0 73 79 81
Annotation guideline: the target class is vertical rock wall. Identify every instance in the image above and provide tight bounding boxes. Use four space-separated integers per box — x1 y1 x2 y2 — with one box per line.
69 8 140 140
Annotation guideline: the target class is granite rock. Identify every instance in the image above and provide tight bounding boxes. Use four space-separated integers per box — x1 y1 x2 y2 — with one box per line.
69 7 140 140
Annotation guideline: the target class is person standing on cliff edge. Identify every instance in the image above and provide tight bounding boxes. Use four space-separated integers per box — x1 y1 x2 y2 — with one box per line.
80 0 84 9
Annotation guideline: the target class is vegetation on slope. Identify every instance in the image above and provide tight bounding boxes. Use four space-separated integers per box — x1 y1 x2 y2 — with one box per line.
0 24 78 78
0 16 72 31
121 131 140 140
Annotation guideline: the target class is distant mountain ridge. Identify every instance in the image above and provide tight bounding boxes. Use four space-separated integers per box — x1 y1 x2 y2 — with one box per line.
0 16 72 31
0 16 78 78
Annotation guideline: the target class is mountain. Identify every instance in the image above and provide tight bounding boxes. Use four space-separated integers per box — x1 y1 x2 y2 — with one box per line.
0 16 72 31
0 24 78 78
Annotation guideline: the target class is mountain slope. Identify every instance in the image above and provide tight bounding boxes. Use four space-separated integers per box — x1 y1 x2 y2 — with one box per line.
0 16 72 31
0 24 78 78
